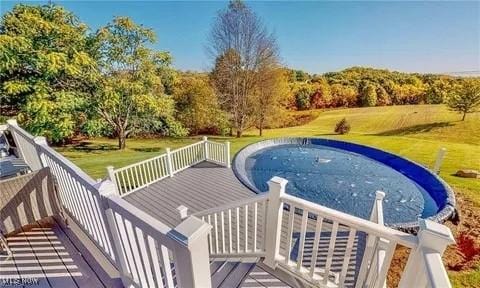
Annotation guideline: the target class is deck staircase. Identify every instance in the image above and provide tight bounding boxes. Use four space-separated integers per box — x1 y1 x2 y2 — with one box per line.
210 259 258 288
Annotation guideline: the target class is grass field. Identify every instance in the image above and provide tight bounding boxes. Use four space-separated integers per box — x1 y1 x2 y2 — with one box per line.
57 104 480 286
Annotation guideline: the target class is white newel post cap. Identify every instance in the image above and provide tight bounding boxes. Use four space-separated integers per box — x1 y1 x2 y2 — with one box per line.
94 179 118 196
375 191 386 201
177 205 189 220
267 177 288 196
33 136 48 145
6 119 18 126
202 136 208 141
172 216 212 248
418 219 455 253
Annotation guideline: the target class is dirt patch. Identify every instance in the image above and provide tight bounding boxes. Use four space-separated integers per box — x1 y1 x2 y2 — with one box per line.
386 193 480 287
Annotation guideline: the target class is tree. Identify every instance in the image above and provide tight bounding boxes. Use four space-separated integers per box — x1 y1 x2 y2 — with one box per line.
174 75 227 135
310 77 331 108
0 4 99 142
361 83 378 107
95 16 185 149
447 79 480 121
294 84 314 110
330 84 357 107
254 66 289 136
209 0 279 137
426 78 453 104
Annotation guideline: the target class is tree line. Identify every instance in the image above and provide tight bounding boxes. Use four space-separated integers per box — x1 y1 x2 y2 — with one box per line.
1 2 479 149
288 67 480 112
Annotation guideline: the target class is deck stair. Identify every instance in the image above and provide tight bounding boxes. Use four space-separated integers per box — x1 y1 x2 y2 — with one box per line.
210 258 257 288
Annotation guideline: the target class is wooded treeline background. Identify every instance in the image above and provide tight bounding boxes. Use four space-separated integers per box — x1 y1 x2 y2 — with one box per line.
1 2 479 148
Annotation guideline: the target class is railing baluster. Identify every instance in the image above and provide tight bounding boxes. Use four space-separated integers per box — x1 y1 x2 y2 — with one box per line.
339 227 357 286
253 202 258 252
207 215 213 253
373 240 396 288
285 205 295 264
236 206 240 253
147 235 165 287
214 213 219 254
159 245 175 287
244 204 249 252
221 211 226 253
309 216 324 278
228 209 232 253
297 208 308 271
323 221 339 285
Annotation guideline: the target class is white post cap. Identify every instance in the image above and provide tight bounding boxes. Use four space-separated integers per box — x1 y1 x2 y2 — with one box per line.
177 205 189 220
375 191 386 200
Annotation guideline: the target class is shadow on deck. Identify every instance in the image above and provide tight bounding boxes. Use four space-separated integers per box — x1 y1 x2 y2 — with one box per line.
0 217 121 288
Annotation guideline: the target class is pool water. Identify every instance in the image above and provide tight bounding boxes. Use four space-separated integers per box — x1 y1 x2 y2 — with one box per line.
245 144 439 225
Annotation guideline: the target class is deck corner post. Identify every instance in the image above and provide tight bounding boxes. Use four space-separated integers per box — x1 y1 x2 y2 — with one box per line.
172 215 212 288
166 147 174 177
398 219 455 288
432 147 447 174
202 136 209 160
264 176 288 269
225 141 231 168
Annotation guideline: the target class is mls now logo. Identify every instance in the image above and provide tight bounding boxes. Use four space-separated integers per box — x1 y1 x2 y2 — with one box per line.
1 278 40 286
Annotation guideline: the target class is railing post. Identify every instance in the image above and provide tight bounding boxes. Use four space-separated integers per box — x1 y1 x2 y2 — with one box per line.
225 141 231 168
263 176 288 269
203 136 209 160
432 147 447 174
398 219 455 288
6 119 24 159
170 216 212 288
166 147 174 177
105 165 121 195
33 136 49 168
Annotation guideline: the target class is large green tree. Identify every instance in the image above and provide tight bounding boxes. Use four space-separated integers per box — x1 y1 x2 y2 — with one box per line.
0 4 98 142
447 79 480 121
173 75 227 135
94 17 185 149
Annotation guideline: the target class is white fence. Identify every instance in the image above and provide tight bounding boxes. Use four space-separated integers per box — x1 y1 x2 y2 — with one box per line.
109 137 231 196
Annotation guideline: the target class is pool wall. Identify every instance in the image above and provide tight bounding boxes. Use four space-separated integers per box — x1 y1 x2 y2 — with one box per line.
233 137 456 233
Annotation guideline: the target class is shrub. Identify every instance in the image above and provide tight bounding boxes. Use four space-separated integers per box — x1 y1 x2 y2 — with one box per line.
334 118 351 134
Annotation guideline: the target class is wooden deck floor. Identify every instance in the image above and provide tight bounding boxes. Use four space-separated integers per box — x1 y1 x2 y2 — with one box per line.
124 161 255 227
0 218 115 288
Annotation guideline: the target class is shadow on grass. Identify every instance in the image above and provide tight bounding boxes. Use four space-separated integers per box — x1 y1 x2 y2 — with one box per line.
131 147 164 153
374 122 454 136
70 142 118 152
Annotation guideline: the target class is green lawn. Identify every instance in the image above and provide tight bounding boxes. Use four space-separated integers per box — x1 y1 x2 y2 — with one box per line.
57 104 479 286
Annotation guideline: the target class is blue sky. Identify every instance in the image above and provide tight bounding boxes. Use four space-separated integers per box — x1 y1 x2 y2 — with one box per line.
2 1 479 74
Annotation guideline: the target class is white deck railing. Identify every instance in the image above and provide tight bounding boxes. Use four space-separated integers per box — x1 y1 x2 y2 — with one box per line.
6 121 213 288
195 193 268 257
6 120 454 288
108 136 231 196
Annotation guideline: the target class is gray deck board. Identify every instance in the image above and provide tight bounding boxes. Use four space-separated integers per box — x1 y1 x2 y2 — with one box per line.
0 219 107 288
124 161 255 227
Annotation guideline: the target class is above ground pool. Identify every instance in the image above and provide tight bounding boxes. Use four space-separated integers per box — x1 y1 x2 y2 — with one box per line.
233 138 456 232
